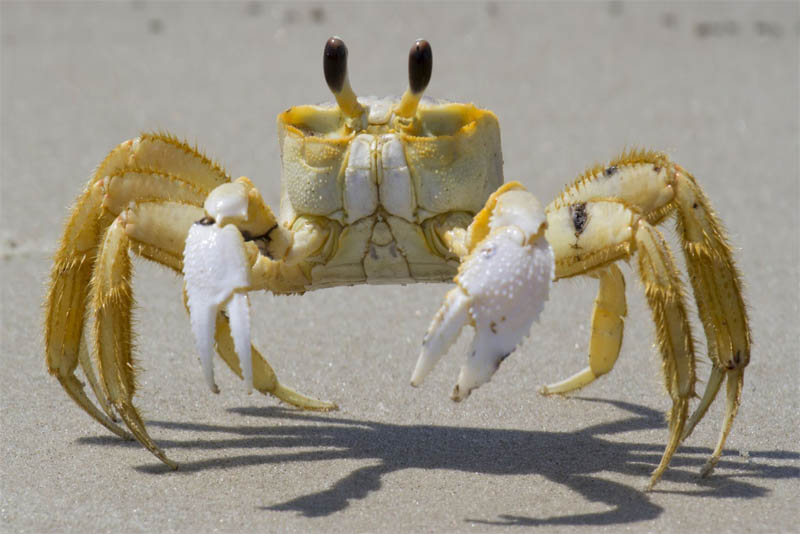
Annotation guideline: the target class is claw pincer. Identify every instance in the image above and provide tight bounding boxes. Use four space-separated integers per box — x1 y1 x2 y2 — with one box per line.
183 182 254 393
412 183 554 400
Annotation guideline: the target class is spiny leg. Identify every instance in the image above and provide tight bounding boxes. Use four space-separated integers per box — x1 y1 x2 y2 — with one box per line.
540 264 627 395
682 366 723 441
91 215 176 468
45 133 230 439
674 169 750 473
634 220 696 490
702 367 744 476
77 333 119 423
45 186 130 438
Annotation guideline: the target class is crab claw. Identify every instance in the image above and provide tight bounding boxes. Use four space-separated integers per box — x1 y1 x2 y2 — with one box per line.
183 181 256 394
411 183 554 401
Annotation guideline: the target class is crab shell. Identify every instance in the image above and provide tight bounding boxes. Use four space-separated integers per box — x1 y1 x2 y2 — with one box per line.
276 97 504 287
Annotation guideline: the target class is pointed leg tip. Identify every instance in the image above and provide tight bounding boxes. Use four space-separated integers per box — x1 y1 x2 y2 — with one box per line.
151 447 178 470
647 467 668 491
700 460 717 478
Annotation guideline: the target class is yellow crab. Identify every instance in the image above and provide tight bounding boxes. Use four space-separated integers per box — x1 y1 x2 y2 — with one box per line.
44 37 750 489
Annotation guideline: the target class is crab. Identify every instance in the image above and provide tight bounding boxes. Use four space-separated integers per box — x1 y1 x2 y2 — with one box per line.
45 37 750 489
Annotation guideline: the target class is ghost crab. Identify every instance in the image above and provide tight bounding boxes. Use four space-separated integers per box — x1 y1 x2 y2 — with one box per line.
45 37 750 489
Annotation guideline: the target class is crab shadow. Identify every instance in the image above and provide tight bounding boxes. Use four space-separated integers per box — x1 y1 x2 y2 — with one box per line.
81 397 798 525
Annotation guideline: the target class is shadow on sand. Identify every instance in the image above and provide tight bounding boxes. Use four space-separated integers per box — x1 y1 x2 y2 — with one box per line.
80 397 799 526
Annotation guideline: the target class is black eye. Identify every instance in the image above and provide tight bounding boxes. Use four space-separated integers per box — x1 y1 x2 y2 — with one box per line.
323 36 348 93
408 39 432 94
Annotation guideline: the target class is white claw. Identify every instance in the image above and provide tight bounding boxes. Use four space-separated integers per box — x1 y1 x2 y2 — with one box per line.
226 293 253 393
183 221 252 393
412 187 554 401
411 288 470 387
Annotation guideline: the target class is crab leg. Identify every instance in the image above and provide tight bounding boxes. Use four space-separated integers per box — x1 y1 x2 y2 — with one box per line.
634 219 696 489
539 264 627 395
702 367 743 476
673 169 749 475
545 199 696 489
45 133 228 438
45 184 131 438
411 183 554 400
211 311 337 411
92 214 177 467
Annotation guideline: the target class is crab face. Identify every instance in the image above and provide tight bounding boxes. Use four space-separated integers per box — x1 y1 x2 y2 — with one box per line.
275 38 503 286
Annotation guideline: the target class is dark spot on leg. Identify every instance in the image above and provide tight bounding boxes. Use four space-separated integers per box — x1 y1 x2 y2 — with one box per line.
693 202 698 209
734 350 741 365
195 216 215 226
653 165 661 173
570 203 588 236
490 321 497 334
604 165 618 177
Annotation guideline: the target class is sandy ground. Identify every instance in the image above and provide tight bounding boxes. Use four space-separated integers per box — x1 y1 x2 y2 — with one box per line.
2 2 798 532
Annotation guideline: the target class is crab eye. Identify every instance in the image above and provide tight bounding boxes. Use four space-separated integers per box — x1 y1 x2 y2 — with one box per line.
322 36 364 121
323 36 348 94
395 39 433 120
408 39 432 95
